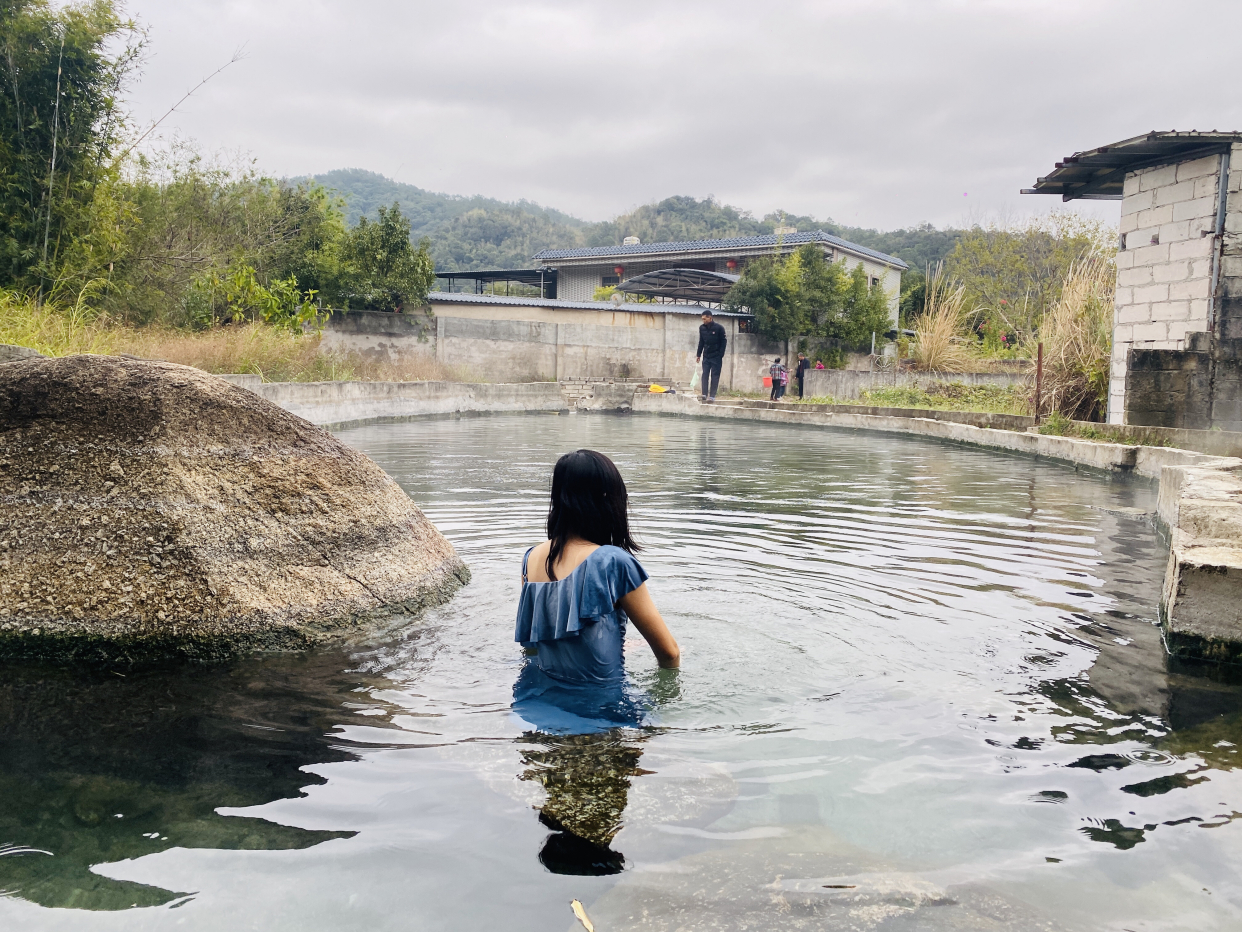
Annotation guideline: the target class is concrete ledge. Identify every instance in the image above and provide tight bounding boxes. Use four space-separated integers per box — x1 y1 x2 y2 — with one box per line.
1157 463 1242 660
740 399 1242 457
250 379 568 428
739 398 1036 432
635 392 1230 479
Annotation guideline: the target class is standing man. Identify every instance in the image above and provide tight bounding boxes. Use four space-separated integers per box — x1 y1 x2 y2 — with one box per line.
696 311 727 402
795 353 811 399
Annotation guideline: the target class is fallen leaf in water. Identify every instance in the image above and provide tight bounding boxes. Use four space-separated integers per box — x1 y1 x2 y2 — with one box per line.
571 899 595 932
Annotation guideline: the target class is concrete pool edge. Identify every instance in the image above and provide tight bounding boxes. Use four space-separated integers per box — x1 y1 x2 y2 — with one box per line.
233 376 1242 661
231 377 570 429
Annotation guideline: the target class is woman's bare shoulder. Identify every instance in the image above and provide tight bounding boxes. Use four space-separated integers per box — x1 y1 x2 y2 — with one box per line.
524 540 552 581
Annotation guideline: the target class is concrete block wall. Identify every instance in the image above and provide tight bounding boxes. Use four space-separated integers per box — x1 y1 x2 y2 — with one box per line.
1110 154 1222 422
1122 144 1242 430
802 368 1028 401
319 307 787 392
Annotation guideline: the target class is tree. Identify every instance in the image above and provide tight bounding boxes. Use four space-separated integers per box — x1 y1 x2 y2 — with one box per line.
724 243 892 347
0 0 142 293
723 255 804 341
944 213 1115 335
98 147 346 326
835 263 892 346
341 202 435 312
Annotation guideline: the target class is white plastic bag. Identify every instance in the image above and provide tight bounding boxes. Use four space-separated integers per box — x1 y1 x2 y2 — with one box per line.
689 362 700 392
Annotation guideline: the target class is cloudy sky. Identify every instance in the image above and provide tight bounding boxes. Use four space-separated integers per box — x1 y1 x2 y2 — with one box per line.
122 0 1242 231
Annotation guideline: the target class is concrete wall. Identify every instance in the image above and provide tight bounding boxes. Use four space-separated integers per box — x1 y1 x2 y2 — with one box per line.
320 304 787 391
250 379 567 429
1111 150 1232 422
802 368 1027 401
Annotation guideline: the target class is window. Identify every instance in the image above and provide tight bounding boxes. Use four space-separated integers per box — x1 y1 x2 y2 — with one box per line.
737 318 756 334
601 275 620 286
869 276 879 288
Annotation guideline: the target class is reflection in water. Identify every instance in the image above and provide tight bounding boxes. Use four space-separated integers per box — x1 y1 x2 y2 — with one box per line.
517 730 650 875
510 660 662 874
0 652 375 910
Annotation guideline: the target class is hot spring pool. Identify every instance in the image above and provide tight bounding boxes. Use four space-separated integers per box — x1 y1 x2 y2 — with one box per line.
3 413 1241 930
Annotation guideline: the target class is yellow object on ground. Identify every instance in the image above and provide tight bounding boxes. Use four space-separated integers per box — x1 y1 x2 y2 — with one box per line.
648 383 669 393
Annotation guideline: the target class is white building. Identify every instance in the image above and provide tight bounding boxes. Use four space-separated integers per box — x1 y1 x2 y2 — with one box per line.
532 231 907 324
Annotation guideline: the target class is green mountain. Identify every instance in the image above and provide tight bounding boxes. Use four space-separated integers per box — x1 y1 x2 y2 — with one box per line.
305 169 961 275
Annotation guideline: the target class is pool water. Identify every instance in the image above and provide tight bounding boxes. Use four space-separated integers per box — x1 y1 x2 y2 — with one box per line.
3 413 1242 931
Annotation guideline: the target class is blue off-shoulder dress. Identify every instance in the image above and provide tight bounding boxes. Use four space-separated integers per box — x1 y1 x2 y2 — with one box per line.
512 545 649 732
515 545 649 685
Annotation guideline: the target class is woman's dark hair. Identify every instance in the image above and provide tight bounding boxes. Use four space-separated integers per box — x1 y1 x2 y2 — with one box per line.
545 449 639 580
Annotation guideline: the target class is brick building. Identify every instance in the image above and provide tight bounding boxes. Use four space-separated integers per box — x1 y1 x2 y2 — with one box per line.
1026 131 1242 427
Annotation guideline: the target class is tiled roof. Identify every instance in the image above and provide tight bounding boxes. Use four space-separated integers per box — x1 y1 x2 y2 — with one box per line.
426 292 752 316
532 230 909 270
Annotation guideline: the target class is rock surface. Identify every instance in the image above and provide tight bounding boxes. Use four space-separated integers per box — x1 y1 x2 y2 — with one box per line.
0 355 468 662
0 344 44 363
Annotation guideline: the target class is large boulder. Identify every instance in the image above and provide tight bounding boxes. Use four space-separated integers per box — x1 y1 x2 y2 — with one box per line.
0 355 468 662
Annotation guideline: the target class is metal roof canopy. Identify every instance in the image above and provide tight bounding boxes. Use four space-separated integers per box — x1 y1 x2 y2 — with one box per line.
617 268 740 305
1022 131 1242 201
532 230 909 270
426 291 753 317
435 268 554 285
435 268 555 296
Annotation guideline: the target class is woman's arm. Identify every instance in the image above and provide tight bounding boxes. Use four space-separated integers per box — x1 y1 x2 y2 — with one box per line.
617 583 680 668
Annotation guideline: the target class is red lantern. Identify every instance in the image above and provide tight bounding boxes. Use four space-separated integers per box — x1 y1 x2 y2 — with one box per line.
725 259 737 270
614 266 624 276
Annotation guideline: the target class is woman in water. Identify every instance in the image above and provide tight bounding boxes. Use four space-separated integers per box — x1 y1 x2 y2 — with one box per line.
515 449 680 692
513 449 678 873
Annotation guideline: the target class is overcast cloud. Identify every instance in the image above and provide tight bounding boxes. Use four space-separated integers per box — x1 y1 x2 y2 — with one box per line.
121 0 1242 230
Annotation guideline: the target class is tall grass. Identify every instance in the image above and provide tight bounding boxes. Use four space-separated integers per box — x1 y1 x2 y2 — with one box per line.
1029 256 1113 421
860 381 1030 415
0 290 121 356
0 291 464 383
912 264 974 373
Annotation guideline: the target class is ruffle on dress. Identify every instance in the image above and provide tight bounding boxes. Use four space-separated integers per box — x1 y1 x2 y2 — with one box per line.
514 545 648 647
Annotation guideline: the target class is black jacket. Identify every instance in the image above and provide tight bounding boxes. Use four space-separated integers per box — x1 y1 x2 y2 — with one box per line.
697 321 727 361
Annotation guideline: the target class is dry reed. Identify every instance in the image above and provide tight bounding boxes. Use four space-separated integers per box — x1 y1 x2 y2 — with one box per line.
912 264 974 373
1028 256 1113 420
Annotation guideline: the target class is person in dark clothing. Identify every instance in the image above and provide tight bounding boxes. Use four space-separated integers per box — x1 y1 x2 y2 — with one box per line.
695 311 727 401
795 353 811 398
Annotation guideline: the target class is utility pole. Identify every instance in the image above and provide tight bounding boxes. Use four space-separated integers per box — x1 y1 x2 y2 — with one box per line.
1035 342 1044 423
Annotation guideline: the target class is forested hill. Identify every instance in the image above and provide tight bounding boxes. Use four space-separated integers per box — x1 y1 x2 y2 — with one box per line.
306 169 961 274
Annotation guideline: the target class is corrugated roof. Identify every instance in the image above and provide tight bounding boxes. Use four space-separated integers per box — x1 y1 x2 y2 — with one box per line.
532 230 909 270
1023 130 1242 201
426 291 752 316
